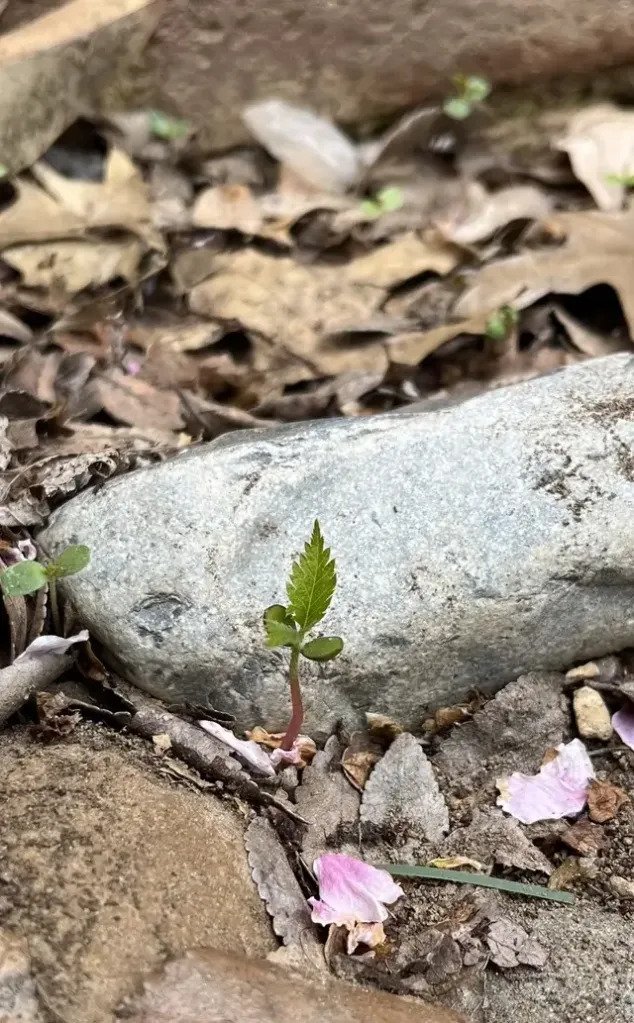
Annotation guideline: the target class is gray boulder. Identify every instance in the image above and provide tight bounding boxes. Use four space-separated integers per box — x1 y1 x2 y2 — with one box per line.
41 355 634 734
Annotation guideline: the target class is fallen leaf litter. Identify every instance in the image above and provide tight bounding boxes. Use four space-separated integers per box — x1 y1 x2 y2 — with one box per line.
1 82 634 1023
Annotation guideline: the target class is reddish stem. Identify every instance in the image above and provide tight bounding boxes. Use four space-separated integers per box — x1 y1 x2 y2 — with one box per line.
281 647 302 751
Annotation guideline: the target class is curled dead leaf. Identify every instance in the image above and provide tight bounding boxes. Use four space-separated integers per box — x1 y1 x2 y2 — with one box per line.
587 779 629 823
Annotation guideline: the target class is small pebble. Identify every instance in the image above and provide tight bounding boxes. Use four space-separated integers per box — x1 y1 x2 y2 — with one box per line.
609 875 634 899
573 686 613 741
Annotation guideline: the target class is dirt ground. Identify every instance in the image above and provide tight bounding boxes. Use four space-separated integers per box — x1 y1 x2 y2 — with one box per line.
1 710 633 1023
0 723 275 1022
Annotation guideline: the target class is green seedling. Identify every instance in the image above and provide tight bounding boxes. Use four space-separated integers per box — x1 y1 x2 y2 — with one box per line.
485 304 518 343
263 521 343 751
148 110 190 141
1 544 90 632
606 172 634 188
443 74 491 120
360 185 405 219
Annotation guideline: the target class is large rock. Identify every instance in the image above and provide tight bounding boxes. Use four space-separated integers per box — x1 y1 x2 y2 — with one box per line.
0 730 275 1022
41 355 634 734
7 0 634 151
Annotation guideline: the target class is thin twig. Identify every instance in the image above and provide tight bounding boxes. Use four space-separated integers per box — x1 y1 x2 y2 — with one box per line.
0 652 72 725
114 680 307 824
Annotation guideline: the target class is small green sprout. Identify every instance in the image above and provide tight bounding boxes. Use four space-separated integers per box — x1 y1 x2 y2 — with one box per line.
485 304 519 342
606 172 634 188
443 74 491 120
148 110 190 141
263 521 343 751
1 544 90 631
360 185 405 219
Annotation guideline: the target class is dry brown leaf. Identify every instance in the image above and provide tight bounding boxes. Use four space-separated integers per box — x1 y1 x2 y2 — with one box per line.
437 183 552 246
180 390 274 440
188 248 390 382
128 316 222 354
346 231 457 288
365 712 404 746
560 818 606 855
0 0 158 176
0 308 33 343
455 209 634 334
3 238 144 294
557 104 634 211
587 779 629 823
96 368 184 433
245 816 319 948
341 733 381 791
552 305 627 357
192 184 264 235
0 179 84 248
387 317 488 367
32 149 158 244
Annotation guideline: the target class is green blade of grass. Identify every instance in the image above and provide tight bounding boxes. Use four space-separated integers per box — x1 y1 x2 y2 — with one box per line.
381 864 575 905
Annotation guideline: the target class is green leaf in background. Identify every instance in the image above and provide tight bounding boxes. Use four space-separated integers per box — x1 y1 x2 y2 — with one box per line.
462 75 491 103
286 520 337 632
48 544 91 579
359 198 382 218
485 304 518 342
264 618 301 648
0 560 47 597
376 186 404 213
443 97 472 120
301 636 344 661
148 110 189 141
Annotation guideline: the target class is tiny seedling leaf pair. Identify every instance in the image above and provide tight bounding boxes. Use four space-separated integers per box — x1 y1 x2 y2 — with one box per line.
1 544 90 598
263 521 343 750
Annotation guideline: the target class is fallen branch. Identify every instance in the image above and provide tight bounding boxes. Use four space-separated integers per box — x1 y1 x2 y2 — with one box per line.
115 680 307 824
0 652 72 725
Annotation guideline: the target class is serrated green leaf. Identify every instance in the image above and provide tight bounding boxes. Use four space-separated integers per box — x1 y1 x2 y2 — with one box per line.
49 544 90 579
286 520 337 632
264 619 300 648
301 636 343 662
1 560 47 597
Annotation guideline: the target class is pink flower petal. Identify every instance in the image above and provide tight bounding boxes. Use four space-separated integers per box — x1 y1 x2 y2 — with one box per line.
309 854 403 926
612 704 634 750
498 739 595 825
15 630 89 662
270 745 303 768
198 720 275 777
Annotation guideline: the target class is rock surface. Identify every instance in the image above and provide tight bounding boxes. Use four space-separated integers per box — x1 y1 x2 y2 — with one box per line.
41 355 634 734
121 947 463 1023
9 1 634 152
0 728 275 1022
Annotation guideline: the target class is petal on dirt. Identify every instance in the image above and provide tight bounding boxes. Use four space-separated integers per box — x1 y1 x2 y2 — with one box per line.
197 719 276 777
612 704 634 749
308 853 403 926
497 739 595 825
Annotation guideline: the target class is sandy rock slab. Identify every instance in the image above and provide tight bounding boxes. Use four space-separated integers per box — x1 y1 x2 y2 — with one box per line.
0 727 275 1023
